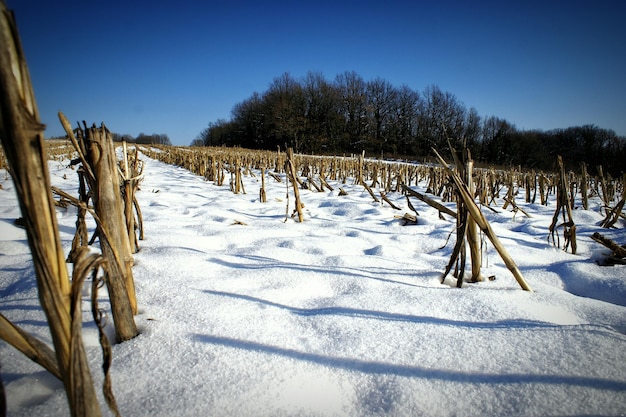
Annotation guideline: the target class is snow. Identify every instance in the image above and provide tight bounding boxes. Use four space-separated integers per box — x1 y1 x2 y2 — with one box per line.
1 151 625 417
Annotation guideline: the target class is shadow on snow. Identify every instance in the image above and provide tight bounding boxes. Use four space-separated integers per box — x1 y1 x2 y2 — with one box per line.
191 331 626 391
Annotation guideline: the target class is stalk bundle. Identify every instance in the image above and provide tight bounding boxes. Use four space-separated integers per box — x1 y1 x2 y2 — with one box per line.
600 173 625 228
120 141 145 251
548 156 577 254
436 146 483 286
59 113 140 337
433 149 532 291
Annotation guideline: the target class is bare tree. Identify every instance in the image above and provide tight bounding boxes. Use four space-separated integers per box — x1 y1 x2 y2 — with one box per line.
302 71 341 153
390 85 420 155
480 115 515 164
418 85 466 151
231 92 266 148
464 107 482 151
265 72 306 152
366 77 398 155
335 71 368 152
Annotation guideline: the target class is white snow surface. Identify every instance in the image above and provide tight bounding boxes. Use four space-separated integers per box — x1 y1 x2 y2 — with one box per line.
1 151 625 417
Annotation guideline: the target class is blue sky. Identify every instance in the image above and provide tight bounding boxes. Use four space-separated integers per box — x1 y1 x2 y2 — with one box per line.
9 0 626 146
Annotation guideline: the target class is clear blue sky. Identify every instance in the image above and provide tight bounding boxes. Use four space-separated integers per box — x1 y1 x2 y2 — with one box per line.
9 0 626 146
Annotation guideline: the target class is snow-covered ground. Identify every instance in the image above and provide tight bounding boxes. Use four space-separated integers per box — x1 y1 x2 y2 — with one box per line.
1 151 625 416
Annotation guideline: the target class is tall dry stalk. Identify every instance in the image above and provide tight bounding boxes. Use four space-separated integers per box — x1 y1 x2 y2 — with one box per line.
597 165 610 208
548 156 577 254
580 162 589 210
285 148 304 222
121 141 137 253
0 4 102 415
260 166 267 202
118 142 144 252
465 156 482 282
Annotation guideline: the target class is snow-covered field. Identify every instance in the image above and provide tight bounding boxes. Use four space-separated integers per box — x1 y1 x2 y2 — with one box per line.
1 151 625 416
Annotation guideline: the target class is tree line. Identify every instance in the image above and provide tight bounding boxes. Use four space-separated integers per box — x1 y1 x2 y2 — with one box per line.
114 132 172 145
193 71 625 176
51 132 172 146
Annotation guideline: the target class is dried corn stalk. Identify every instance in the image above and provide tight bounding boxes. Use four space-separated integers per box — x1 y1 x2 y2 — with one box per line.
433 149 532 291
285 148 304 222
59 113 139 336
600 173 625 228
121 141 143 253
548 156 577 254
0 4 102 415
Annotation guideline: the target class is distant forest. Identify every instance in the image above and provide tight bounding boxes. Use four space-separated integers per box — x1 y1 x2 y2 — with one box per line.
49 132 172 146
194 71 625 176
112 132 172 146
